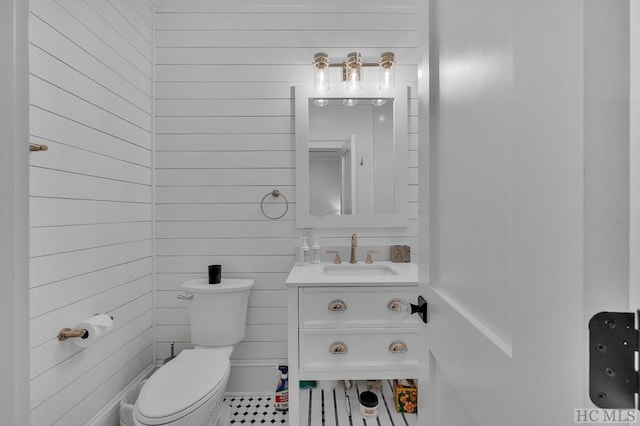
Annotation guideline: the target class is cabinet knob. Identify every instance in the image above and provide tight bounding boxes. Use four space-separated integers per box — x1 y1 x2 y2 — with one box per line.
329 341 348 354
389 341 408 353
387 298 403 312
328 299 347 311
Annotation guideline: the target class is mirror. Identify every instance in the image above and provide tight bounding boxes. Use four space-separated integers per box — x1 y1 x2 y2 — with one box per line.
295 83 408 228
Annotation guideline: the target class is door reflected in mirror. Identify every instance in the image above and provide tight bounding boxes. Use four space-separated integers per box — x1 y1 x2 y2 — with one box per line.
308 98 395 216
295 83 408 228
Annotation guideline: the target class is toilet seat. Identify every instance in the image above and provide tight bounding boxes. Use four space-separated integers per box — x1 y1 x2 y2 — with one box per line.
134 349 230 425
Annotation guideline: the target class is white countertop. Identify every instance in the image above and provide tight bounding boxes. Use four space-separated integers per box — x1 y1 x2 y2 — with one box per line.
285 261 418 287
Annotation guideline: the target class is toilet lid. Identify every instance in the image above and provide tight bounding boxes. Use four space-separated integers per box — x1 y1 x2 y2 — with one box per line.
135 349 229 424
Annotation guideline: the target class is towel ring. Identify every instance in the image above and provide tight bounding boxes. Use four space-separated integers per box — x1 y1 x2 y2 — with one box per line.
260 190 289 220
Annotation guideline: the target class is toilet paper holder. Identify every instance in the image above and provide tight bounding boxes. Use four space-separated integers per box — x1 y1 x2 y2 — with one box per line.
57 314 114 341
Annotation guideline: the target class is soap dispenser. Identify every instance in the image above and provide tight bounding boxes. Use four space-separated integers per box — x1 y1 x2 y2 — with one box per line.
311 236 321 264
299 237 310 265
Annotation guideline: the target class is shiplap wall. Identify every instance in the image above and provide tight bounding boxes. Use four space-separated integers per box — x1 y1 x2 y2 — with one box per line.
28 0 154 424
154 0 419 391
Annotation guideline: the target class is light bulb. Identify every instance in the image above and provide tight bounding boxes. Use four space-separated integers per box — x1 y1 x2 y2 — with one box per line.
314 99 329 107
343 99 358 107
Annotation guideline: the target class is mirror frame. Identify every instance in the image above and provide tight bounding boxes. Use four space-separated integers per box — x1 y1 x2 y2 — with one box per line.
295 82 408 228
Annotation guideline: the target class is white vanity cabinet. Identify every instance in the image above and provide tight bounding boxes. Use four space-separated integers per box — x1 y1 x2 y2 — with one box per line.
298 286 419 377
285 262 419 424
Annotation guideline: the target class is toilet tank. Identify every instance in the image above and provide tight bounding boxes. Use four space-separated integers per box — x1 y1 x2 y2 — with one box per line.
181 279 254 346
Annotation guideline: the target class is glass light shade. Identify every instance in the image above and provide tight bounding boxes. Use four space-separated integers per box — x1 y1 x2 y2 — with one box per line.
314 67 329 92
379 52 395 91
379 67 395 91
345 52 362 92
313 53 330 92
346 68 362 92
371 99 387 106
342 99 358 107
313 99 329 107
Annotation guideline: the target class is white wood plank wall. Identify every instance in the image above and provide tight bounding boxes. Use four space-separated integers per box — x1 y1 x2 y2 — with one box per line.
154 0 420 392
28 0 154 424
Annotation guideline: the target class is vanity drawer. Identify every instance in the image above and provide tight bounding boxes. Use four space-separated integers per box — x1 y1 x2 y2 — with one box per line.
299 328 419 373
299 286 417 328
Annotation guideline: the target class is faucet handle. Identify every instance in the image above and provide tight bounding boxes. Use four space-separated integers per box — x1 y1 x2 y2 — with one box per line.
365 249 381 264
326 250 341 264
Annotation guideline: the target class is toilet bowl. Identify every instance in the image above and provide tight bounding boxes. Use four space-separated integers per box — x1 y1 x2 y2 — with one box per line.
133 278 254 426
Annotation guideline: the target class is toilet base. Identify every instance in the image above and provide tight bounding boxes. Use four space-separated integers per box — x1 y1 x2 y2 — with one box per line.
214 403 231 426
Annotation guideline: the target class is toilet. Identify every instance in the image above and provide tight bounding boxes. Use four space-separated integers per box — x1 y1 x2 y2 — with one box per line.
134 278 254 426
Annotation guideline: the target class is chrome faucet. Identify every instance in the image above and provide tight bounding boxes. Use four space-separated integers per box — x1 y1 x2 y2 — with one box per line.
350 233 358 263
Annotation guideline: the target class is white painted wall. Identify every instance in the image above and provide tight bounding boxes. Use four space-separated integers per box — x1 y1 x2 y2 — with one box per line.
28 0 154 424
0 0 30 424
631 0 640 311
153 0 419 391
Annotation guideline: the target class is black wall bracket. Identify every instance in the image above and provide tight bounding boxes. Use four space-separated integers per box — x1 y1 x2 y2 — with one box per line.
589 311 639 409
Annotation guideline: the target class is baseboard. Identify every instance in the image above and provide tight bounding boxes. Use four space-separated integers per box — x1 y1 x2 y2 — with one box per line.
154 358 284 393
86 364 155 426
226 360 285 394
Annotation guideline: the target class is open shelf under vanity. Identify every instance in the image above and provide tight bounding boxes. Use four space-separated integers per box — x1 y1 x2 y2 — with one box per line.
300 380 418 426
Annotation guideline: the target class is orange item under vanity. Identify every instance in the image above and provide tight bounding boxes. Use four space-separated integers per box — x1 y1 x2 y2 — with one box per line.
394 379 418 414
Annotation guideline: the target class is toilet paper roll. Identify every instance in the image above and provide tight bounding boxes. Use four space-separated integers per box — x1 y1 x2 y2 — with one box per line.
74 314 114 348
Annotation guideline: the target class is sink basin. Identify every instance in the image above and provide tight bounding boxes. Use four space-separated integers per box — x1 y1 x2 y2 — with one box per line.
286 261 417 285
323 264 399 276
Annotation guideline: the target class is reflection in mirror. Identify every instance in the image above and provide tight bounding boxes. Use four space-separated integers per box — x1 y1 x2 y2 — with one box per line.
309 136 354 215
295 83 408 228
308 99 394 216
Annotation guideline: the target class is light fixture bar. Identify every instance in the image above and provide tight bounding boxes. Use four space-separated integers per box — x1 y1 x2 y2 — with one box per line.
312 51 396 92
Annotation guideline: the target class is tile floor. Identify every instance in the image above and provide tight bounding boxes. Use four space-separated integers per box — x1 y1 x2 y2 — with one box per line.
225 395 288 425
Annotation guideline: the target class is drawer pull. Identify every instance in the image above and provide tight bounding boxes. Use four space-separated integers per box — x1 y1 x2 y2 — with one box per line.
389 341 408 353
329 342 348 354
388 298 403 312
328 299 347 311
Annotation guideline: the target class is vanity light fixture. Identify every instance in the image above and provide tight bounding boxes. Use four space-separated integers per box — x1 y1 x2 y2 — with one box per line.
371 99 387 106
312 51 396 92
313 99 329 107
